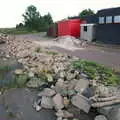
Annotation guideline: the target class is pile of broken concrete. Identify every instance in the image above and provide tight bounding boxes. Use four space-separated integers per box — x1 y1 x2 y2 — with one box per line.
0 33 8 44
4 35 120 120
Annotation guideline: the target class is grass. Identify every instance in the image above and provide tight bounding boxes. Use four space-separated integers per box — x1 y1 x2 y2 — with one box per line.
72 59 120 85
35 47 41 53
46 51 58 55
0 28 39 35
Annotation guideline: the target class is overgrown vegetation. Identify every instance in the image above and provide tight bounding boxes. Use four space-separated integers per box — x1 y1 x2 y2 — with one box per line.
35 47 41 53
72 59 120 85
46 51 58 55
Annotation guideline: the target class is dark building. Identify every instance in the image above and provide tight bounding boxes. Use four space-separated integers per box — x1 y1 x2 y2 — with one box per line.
81 14 97 24
96 7 120 44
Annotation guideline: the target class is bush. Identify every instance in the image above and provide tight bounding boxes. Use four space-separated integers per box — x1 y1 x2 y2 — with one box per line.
72 59 120 85
46 51 58 55
35 47 41 53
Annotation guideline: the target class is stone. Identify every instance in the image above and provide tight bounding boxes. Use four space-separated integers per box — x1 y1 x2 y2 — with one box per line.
74 79 89 93
56 109 64 117
63 110 73 118
59 71 66 78
14 69 23 75
95 115 108 120
107 107 120 120
35 105 42 112
6 55 10 58
38 88 56 97
26 78 45 88
56 110 73 118
57 117 63 120
28 72 34 77
68 79 78 90
66 73 76 81
71 94 91 113
53 94 64 110
46 74 53 82
55 79 65 93
41 96 54 109
93 84 114 97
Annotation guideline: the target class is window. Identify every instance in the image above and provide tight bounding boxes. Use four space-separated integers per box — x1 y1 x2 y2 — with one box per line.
114 15 120 23
99 17 104 24
106 16 112 23
84 26 87 32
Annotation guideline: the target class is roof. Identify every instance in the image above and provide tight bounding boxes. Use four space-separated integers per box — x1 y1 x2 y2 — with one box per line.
97 7 120 16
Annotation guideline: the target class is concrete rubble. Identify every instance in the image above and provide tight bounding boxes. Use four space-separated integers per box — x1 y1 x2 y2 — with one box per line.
1 34 120 120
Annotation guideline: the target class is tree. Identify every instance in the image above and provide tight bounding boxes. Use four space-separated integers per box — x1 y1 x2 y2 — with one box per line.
16 23 24 29
43 13 53 25
22 5 40 31
79 9 95 18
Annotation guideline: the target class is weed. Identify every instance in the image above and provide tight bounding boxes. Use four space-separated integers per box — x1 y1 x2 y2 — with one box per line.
46 51 58 55
72 59 120 85
35 47 41 53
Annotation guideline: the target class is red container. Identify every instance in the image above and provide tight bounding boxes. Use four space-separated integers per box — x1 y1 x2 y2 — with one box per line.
58 19 84 37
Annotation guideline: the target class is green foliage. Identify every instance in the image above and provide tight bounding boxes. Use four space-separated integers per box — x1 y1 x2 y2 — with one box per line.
35 47 41 53
79 9 95 18
22 5 53 32
72 60 120 85
46 51 58 55
0 65 11 72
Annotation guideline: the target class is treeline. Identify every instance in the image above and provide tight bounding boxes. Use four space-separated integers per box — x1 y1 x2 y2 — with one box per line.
16 5 53 32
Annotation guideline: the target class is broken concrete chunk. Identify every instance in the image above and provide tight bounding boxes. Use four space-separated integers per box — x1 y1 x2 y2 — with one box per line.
38 88 56 97
41 96 54 109
14 69 24 75
52 93 64 110
74 79 89 93
95 115 108 120
71 94 91 113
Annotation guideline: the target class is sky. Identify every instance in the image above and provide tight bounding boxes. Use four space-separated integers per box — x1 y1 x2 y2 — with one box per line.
0 0 120 28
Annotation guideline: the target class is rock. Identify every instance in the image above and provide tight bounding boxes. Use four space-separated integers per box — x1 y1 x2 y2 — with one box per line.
38 88 56 97
41 96 54 109
93 84 112 97
35 105 42 112
95 115 108 120
6 55 10 58
66 73 76 81
98 106 112 116
71 94 91 113
59 71 66 78
26 78 45 88
53 94 64 110
56 110 73 118
56 109 64 117
57 117 63 120
46 74 53 82
63 110 73 118
28 72 34 77
14 69 24 75
67 90 76 96
68 79 78 90
107 107 120 120
74 79 89 93
55 79 65 93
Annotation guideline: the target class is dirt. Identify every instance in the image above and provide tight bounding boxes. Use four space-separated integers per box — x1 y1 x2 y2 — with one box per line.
15 33 120 71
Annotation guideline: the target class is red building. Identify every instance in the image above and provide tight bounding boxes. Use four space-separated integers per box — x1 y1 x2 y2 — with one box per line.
57 19 85 37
